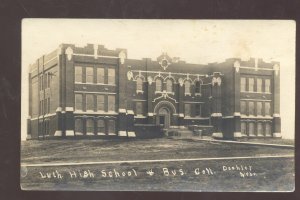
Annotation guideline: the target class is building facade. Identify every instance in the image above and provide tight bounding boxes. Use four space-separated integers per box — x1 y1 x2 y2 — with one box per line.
27 43 281 139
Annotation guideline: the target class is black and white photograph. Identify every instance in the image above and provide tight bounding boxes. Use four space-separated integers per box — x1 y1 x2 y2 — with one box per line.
20 19 295 191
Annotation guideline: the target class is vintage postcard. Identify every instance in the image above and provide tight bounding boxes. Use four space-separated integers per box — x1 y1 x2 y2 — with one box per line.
21 19 295 191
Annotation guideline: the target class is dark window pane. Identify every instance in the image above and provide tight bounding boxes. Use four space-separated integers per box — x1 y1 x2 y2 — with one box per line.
108 95 115 112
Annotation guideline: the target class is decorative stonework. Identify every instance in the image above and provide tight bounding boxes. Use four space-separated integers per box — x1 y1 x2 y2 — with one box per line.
159 58 171 70
65 47 73 61
147 76 153 85
212 77 222 86
178 78 184 86
212 132 223 138
93 44 98 59
127 71 133 80
119 51 126 64
234 60 240 72
118 131 127 137
234 132 242 138
273 64 280 76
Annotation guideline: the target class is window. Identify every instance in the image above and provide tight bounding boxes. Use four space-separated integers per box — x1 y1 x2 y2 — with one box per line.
249 78 254 92
136 102 143 115
257 78 262 92
248 122 255 136
86 94 94 111
136 77 143 91
240 101 246 114
75 94 83 111
265 123 272 136
108 68 115 84
47 98 50 113
31 78 38 117
86 67 94 83
195 81 201 93
108 95 115 112
43 73 47 89
257 102 262 116
75 118 83 135
248 101 254 115
47 73 51 88
39 100 43 115
240 77 246 92
75 66 82 83
97 119 105 135
97 95 105 111
265 79 271 93
185 81 191 94
166 79 173 92
39 75 43 90
108 120 115 134
184 104 191 116
241 122 247 135
97 68 105 84
265 102 271 116
195 104 202 117
257 122 263 136
156 79 162 92
86 119 94 135
44 98 47 114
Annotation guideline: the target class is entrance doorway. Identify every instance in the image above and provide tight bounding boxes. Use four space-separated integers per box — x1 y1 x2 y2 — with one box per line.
157 107 170 128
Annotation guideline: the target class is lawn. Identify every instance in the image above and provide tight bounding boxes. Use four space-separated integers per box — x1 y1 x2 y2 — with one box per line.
21 138 294 164
20 138 295 191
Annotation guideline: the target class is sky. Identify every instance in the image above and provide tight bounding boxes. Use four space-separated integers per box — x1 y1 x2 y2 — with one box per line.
21 19 295 140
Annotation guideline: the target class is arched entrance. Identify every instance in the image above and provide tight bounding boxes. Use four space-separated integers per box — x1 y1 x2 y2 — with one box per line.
154 101 176 129
157 107 170 128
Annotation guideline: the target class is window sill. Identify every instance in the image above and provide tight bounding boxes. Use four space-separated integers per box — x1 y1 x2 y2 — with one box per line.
75 82 116 86
136 90 144 94
184 93 191 96
240 91 272 94
74 110 118 115
135 115 147 118
195 93 202 97
155 91 174 95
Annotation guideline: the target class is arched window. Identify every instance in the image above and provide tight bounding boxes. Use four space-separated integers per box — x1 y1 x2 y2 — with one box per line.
195 81 201 94
75 118 83 135
185 80 191 94
156 79 162 92
97 119 105 135
166 79 173 92
136 77 143 91
86 118 95 135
